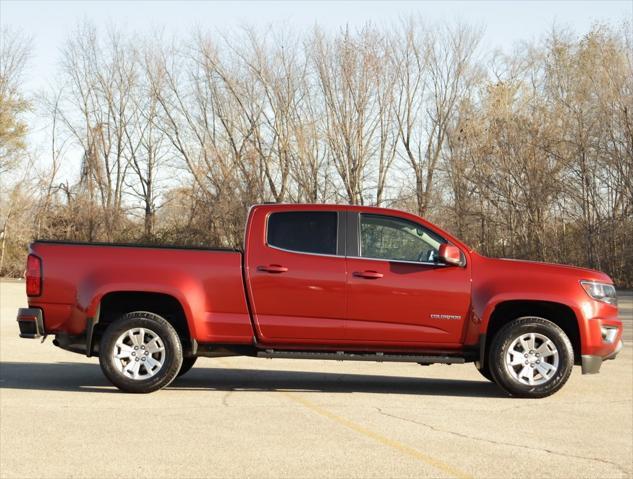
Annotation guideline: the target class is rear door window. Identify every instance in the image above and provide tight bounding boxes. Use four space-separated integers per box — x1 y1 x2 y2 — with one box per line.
267 211 338 255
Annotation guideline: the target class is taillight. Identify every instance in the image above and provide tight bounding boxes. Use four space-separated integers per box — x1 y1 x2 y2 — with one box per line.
26 254 42 296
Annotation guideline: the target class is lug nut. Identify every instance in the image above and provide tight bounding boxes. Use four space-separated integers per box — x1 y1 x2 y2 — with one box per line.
141 346 145 350
132 352 136 356
134 346 139 350
530 363 535 368
135 358 139 362
525 360 529 365
536 360 541 364
141 357 146 361
144 351 149 355
524 353 528 358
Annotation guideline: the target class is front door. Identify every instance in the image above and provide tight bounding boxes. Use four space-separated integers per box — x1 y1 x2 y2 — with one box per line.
245 209 347 343
346 213 471 346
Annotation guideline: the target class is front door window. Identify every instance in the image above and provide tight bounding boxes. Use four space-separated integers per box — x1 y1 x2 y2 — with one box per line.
360 214 442 263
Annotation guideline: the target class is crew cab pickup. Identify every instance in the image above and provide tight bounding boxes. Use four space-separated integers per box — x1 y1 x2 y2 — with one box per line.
17 204 623 397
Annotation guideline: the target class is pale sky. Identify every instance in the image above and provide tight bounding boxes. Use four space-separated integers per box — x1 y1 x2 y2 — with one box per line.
1 0 631 180
3 0 631 95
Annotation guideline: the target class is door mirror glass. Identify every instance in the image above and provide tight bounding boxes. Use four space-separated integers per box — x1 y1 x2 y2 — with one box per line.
438 244 464 266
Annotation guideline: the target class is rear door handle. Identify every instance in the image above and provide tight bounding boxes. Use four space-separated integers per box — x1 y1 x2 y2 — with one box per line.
258 264 289 273
353 270 383 279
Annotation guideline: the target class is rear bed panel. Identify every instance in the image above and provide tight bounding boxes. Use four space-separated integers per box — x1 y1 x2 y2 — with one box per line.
29 242 253 343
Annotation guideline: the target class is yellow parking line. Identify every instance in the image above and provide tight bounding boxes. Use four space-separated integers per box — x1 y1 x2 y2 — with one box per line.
215 358 470 479
280 391 472 479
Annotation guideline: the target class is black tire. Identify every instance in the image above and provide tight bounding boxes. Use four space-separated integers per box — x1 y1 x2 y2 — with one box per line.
99 311 183 393
476 363 495 382
489 316 574 398
177 356 198 377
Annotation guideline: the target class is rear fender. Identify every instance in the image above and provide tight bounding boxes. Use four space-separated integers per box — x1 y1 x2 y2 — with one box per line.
80 278 204 341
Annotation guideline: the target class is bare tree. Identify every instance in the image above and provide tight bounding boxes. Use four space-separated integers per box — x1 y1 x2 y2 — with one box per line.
0 27 31 176
392 21 482 216
55 23 135 240
1 19 631 287
312 25 393 205
0 27 31 273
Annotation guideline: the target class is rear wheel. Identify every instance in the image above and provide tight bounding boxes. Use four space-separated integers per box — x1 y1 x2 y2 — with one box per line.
476 363 495 382
177 356 198 377
99 311 183 393
489 316 574 398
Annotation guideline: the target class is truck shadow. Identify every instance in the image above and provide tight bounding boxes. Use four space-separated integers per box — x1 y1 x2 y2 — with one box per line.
0 361 506 398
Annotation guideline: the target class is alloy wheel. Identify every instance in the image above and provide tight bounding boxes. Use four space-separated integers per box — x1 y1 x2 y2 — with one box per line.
112 327 166 380
505 332 559 386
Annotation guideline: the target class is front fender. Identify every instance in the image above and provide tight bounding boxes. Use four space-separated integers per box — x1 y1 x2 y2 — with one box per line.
476 292 585 338
466 254 611 364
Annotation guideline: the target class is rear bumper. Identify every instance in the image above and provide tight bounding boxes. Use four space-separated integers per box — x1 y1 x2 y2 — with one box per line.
17 308 45 338
581 339 623 374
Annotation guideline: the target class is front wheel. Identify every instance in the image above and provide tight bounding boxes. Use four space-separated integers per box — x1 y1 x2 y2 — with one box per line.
489 316 574 398
99 311 183 393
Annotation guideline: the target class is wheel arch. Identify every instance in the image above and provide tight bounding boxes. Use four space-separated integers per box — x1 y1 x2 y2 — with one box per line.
89 290 194 357
481 300 581 368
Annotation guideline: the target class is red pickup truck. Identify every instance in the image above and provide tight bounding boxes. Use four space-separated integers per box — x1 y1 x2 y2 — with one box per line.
17 204 623 397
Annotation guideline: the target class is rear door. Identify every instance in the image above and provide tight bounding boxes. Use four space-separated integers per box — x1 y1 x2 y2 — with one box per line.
345 212 471 346
245 208 347 343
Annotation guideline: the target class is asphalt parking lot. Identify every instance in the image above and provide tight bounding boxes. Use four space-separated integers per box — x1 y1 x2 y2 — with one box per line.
1 280 631 479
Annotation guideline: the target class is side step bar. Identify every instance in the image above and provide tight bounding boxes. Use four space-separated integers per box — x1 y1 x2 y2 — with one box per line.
256 349 465 364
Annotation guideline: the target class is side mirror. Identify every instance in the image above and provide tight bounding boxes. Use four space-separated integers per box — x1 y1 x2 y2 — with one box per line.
438 244 464 267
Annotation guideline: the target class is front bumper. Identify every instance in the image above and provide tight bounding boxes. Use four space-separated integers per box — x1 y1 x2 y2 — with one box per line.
17 308 45 338
581 339 623 374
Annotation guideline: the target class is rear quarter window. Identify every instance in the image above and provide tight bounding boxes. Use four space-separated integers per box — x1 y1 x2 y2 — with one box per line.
267 211 337 255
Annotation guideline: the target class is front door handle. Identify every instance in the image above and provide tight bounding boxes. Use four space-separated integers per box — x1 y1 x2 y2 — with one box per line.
258 264 289 273
353 270 383 279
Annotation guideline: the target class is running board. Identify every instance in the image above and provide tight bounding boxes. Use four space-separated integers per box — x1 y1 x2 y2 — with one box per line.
256 349 465 364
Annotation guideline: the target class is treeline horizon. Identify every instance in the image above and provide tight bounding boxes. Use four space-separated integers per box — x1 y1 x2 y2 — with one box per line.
1 19 632 286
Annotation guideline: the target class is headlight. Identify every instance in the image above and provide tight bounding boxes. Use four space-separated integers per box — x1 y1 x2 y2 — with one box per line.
580 280 617 306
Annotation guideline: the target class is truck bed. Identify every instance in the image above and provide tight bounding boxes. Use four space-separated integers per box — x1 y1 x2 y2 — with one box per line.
33 239 240 252
28 240 254 343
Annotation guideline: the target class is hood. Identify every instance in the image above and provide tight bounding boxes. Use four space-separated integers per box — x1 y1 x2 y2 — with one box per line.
480 256 613 283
